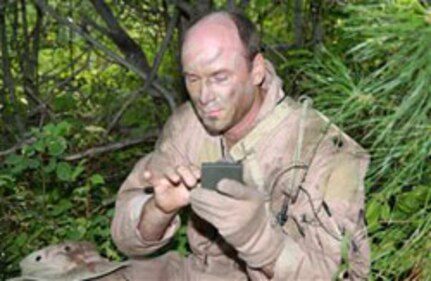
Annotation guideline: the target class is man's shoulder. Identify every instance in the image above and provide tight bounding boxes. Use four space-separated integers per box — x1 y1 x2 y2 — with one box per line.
283 98 368 157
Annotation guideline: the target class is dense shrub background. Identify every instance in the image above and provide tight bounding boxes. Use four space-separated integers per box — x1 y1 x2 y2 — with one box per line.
1 1 430 280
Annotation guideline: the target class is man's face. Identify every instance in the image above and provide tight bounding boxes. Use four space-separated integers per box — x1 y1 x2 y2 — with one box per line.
181 19 258 135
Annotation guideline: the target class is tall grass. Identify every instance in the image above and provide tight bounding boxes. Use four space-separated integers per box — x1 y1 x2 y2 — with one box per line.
299 1 431 279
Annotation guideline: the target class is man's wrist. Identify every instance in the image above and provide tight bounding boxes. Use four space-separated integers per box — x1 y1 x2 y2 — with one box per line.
138 197 178 241
153 199 179 216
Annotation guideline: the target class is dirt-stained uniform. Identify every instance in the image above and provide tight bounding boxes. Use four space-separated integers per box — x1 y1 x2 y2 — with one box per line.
111 61 370 281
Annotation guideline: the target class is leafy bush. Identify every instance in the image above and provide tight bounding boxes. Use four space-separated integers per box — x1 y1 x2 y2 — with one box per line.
0 122 121 279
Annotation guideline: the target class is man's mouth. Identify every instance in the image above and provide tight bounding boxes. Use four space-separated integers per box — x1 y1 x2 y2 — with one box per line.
202 108 223 118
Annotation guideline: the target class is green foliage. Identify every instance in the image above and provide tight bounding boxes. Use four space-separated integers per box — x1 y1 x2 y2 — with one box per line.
299 1 431 279
0 122 123 279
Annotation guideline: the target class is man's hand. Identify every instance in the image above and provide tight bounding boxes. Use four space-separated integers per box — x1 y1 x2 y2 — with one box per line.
138 164 200 241
191 179 264 236
144 164 200 214
190 179 284 273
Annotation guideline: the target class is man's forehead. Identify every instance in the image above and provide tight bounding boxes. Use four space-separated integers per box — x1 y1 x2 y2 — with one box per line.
182 43 247 75
181 17 245 71
182 45 223 72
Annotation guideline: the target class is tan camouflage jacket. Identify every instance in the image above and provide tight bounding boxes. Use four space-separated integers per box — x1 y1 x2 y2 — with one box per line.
111 61 370 281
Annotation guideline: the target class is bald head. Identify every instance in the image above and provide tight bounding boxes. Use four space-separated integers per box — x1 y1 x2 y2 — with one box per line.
182 12 260 66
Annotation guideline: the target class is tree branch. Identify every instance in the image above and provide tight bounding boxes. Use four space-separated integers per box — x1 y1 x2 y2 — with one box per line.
310 0 324 47
196 0 212 15
62 131 159 161
39 49 90 84
46 52 90 98
89 0 151 74
238 0 251 11
106 8 179 134
0 137 37 157
36 0 177 112
30 2 43 81
20 0 34 105
0 0 25 137
293 0 303 47
81 15 111 38
24 85 55 120
176 0 193 18
0 130 159 160
227 0 236 10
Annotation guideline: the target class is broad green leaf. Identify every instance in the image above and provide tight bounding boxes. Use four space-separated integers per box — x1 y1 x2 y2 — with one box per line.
56 121 72 136
11 163 26 175
5 154 24 166
48 138 67 156
33 139 45 153
90 174 105 185
66 228 83 240
43 123 56 135
51 199 73 216
43 158 57 173
56 162 73 181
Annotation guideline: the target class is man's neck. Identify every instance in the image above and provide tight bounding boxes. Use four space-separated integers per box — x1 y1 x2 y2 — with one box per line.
224 91 263 149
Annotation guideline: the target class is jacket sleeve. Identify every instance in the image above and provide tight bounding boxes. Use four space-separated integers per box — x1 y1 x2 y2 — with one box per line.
269 136 370 281
111 113 187 257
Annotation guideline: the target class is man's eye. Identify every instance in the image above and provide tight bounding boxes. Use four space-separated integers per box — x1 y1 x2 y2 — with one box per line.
213 74 228 83
186 75 199 83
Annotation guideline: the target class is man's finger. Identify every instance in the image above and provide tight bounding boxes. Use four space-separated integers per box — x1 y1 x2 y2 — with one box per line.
190 164 201 180
143 170 160 186
163 166 181 185
177 165 199 188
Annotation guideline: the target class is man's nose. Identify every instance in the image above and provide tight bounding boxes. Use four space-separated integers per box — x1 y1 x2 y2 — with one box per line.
199 81 215 105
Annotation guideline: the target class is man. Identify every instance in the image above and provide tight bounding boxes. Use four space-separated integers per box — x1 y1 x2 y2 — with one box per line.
111 11 370 281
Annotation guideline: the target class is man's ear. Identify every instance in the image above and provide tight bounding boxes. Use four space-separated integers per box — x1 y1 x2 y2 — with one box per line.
251 53 265 86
